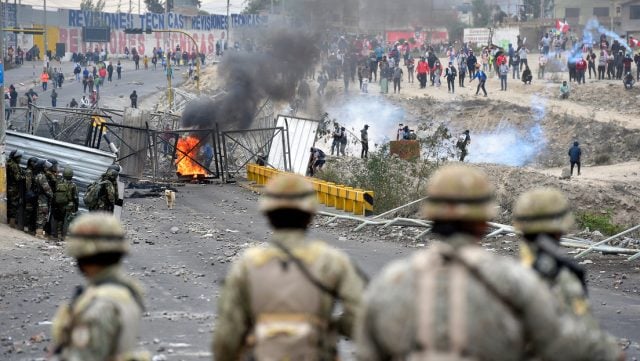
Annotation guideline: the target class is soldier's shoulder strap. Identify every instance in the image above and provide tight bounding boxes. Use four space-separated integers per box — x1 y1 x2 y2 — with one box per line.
271 240 343 301
439 246 524 318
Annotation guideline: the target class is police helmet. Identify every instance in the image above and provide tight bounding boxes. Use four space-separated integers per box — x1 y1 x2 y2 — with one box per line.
259 174 317 214
66 212 129 259
63 167 74 180
422 165 496 221
10 150 24 159
513 188 574 235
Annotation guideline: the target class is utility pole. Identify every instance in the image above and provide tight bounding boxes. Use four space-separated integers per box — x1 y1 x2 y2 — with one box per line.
0 6 6 225
43 0 47 60
226 0 230 48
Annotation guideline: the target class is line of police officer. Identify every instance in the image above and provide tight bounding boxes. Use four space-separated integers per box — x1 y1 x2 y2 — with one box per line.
49 165 625 361
6 150 120 241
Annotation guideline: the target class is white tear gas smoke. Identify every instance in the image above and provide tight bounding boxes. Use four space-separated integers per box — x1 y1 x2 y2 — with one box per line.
325 95 405 145
570 18 631 62
181 29 320 130
468 96 547 166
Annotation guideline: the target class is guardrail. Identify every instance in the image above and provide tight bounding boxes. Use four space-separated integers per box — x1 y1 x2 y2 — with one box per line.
246 164 374 216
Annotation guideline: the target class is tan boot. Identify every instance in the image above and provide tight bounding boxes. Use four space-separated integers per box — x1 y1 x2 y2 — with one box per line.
35 228 46 239
8 218 16 229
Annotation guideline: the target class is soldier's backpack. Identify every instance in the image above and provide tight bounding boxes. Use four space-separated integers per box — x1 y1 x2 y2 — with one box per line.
54 180 72 206
83 180 103 209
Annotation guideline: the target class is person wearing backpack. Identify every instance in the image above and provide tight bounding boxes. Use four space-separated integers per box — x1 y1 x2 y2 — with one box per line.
85 170 116 212
53 167 79 241
339 126 347 156
213 174 366 361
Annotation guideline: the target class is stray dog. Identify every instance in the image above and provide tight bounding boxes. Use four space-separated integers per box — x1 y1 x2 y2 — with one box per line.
165 189 176 209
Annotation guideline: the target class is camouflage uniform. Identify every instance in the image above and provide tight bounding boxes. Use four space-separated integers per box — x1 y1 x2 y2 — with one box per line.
51 213 149 361
6 151 25 227
45 159 60 236
213 174 365 361
96 173 116 212
53 168 79 240
34 161 53 238
355 165 623 361
513 188 620 336
24 157 39 233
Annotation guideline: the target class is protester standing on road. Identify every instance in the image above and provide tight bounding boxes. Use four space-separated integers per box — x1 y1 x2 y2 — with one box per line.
212 174 365 361
392 65 403 94
354 164 625 361
130 91 138 109
51 213 148 361
50 89 58 107
107 62 114 82
568 141 582 176
40 70 49 91
445 61 457 93
499 61 509 91
360 124 369 159
116 61 122 80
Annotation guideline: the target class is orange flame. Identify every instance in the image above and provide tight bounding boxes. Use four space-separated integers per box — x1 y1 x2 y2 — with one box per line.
176 136 207 176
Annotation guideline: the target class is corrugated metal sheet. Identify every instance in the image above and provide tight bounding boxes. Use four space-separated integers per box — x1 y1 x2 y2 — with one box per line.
6 130 117 209
269 115 319 175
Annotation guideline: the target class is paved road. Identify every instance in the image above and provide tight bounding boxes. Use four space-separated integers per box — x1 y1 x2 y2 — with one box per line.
0 183 638 360
5 58 196 112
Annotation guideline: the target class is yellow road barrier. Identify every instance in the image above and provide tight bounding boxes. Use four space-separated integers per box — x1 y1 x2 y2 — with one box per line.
246 164 374 216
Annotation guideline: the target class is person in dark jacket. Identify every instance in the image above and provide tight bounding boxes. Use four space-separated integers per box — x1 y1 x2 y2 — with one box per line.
130 90 138 108
467 51 477 78
568 141 582 176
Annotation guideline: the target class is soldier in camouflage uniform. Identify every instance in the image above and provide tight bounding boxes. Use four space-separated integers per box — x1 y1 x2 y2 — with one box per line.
96 169 117 212
52 167 79 241
24 157 39 233
6 149 25 228
45 159 60 237
513 188 620 338
34 160 53 239
213 174 365 361
355 165 624 361
51 212 149 361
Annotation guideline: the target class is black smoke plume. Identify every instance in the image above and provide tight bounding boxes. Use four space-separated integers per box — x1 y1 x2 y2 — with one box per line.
181 28 320 130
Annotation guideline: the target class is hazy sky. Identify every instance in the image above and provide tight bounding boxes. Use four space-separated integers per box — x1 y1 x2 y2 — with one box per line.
17 0 246 14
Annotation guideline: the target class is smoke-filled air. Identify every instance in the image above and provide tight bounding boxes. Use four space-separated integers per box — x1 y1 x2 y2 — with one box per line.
181 28 320 130
469 96 547 166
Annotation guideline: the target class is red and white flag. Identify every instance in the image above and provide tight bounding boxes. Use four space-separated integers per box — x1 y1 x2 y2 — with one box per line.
630 36 639 48
556 19 570 33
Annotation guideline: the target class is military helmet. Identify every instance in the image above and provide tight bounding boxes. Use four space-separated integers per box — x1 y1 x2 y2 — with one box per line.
106 168 118 180
27 157 39 167
66 212 129 259
9 149 24 159
63 167 74 179
422 164 497 221
108 164 122 173
43 160 53 170
259 173 317 214
513 187 574 235
48 159 58 169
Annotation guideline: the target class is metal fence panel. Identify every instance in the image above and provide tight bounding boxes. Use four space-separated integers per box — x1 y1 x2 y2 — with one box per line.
269 115 319 175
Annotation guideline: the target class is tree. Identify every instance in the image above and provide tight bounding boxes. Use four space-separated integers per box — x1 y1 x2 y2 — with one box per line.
80 0 105 12
144 0 172 13
472 0 490 27
243 0 276 14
